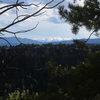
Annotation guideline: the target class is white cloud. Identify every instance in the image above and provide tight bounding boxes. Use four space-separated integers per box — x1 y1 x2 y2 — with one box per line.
44 37 72 41
0 0 97 40
75 0 85 6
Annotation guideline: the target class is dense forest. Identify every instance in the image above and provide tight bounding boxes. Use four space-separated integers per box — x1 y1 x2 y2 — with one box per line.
0 43 100 100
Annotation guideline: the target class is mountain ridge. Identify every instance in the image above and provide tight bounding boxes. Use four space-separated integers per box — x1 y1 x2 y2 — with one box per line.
0 37 100 46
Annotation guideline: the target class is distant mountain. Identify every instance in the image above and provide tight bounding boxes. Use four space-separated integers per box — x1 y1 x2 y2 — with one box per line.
0 37 100 46
0 37 43 46
85 38 100 44
50 38 100 44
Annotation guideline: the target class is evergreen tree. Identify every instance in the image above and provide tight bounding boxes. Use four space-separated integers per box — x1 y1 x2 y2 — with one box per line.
59 0 100 39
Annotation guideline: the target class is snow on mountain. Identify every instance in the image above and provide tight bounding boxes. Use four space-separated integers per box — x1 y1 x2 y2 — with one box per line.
0 37 100 46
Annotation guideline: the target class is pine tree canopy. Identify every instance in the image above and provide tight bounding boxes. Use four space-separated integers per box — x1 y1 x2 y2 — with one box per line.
59 0 100 35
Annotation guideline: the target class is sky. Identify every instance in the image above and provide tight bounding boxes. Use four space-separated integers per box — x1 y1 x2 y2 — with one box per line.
0 0 97 41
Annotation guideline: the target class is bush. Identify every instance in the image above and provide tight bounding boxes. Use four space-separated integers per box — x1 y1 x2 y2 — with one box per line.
6 90 38 100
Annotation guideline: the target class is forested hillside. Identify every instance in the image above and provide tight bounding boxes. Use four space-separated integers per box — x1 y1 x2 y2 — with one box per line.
0 43 100 100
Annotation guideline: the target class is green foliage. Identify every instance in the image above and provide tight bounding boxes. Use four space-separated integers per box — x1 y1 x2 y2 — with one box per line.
59 0 100 34
0 44 100 100
73 39 88 49
6 90 38 100
45 61 68 78
44 51 100 100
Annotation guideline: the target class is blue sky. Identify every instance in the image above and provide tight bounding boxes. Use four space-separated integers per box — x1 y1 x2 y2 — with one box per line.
0 0 97 41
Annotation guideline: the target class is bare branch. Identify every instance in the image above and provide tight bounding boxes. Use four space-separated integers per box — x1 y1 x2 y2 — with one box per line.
2 23 38 44
0 0 65 45
0 2 24 15
13 14 28 23
14 34 22 44
85 30 96 43
45 0 65 9
0 37 12 46
4 22 39 34
0 0 64 32
33 11 46 17
21 3 40 7
0 2 22 9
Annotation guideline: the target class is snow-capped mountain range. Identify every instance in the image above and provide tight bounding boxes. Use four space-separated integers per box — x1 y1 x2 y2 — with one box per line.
0 37 100 46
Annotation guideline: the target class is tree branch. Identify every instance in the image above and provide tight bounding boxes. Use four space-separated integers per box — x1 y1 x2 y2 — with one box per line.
0 0 64 32
4 22 39 34
0 0 65 45
85 30 96 43
0 37 12 46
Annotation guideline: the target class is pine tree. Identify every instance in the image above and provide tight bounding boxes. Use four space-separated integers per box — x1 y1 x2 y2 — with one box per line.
59 0 100 39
